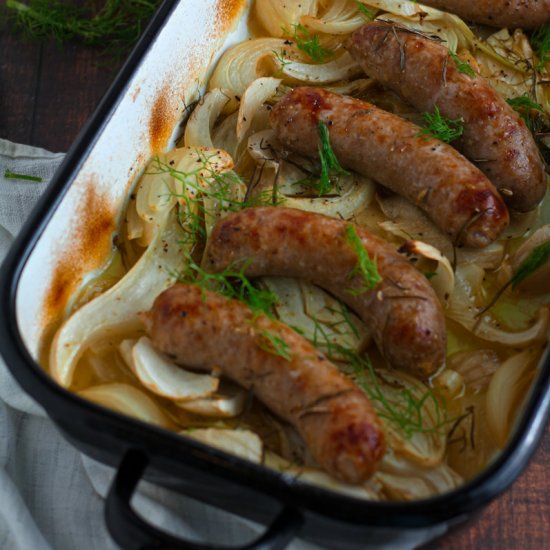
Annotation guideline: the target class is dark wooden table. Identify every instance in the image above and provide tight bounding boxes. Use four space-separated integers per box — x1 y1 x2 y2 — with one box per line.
1 26 549 550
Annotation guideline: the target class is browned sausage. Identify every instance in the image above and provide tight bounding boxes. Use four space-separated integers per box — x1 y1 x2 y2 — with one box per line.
346 22 547 212
421 0 550 29
269 87 508 248
142 283 386 483
204 206 447 379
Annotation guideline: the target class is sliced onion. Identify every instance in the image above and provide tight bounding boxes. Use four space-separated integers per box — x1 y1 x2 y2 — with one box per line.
212 111 238 158
367 0 492 54
246 129 280 163
511 225 550 294
325 78 376 96
264 452 382 499
78 383 172 428
447 349 500 394
447 266 550 346
475 29 538 105
398 240 454 306
254 0 317 37
502 208 540 240
183 428 263 462
248 133 375 220
375 448 462 500
376 193 455 252
121 337 220 401
202 170 247 238
261 276 370 356
486 349 540 447
282 51 363 83
50 209 188 388
372 369 446 468
445 392 497 479
176 383 246 417
431 369 465 399
457 243 505 270
377 194 504 269
184 89 233 148
208 38 290 96
237 77 281 144
135 147 233 245
125 194 145 241
301 0 364 34
135 150 180 228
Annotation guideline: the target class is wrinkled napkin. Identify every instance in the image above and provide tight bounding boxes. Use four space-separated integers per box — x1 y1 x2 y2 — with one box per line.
0 139 444 549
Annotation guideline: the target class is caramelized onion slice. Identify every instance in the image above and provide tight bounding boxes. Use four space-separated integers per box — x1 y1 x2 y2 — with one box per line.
134 147 234 246
78 383 172 428
184 428 263 462
486 349 541 447
283 51 363 83
301 0 364 34
209 37 362 97
447 349 500 394
254 0 317 37
448 266 550 346
398 240 454 307
184 89 233 148
119 337 219 401
209 38 291 96
50 210 188 388
377 194 504 269
375 448 462 501
176 383 246 418
248 131 375 220
369 369 446 468
237 77 282 145
262 276 370 357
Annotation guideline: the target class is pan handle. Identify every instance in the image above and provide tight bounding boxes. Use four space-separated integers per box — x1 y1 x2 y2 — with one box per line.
105 449 304 550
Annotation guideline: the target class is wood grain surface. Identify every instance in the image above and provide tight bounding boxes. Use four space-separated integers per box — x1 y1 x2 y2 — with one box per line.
1 22 549 550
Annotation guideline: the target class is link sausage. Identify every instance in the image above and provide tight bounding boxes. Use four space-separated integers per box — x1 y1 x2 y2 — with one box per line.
422 1 550 29
269 86 509 248
142 283 386 483
204 206 447 379
347 22 547 212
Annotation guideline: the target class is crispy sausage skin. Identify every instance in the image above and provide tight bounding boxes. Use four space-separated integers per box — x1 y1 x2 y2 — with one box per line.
204 207 447 379
422 0 550 29
270 87 509 248
347 22 547 212
142 284 386 484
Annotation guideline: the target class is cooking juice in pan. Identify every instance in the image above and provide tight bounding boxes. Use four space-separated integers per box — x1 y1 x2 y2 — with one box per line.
44 1 550 499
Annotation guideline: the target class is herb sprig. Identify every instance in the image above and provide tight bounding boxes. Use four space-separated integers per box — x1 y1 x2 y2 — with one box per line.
180 255 293 360
418 106 464 143
352 353 446 438
316 120 350 195
180 255 279 318
257 330 292 361
477 240 550 317
3 169 43 182
449 51 476 78
511 241 550 289
272 48 291 74
307 311 447 438
531 24 550 71
149 153 272 247
4 0 160 60
356 1 376 20
285 24 335 63
345 225 381 294
506 94 545 131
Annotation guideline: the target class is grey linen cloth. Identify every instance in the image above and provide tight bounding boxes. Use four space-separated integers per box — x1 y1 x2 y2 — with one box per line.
0 139 444 549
